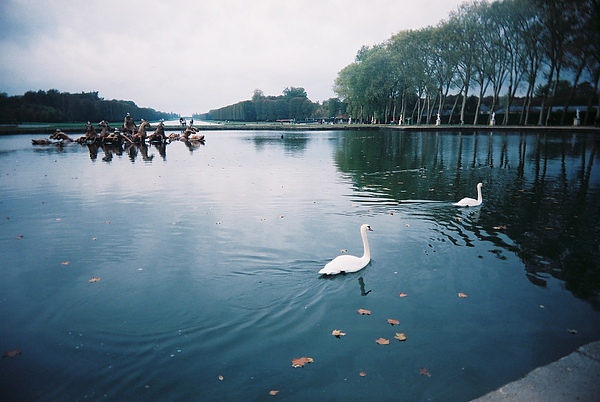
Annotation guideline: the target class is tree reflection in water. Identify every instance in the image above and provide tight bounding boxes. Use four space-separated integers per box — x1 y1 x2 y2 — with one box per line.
335 130 600 309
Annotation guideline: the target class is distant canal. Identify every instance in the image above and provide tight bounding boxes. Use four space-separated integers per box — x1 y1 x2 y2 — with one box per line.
1 129 599 401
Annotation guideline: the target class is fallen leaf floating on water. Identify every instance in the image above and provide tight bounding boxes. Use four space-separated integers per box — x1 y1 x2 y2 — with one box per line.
17 234 23 239
375 338 390 345
567 328 578 334
269 390 280 395
420 367 432 377
61 261 70 266
218 375 224 381
387 319 400 326
89 277 101 283
359 371 367 377
357 309 371 315
394 333 407 341
493 224 507 230
291 356 313 368
399 293 408 298
3 349 22 359
331 329 346 338
458 292 468 298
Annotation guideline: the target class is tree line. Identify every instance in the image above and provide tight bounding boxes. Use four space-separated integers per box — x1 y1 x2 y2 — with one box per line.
200 87 347 122
0 89 178 124
334 0 600 126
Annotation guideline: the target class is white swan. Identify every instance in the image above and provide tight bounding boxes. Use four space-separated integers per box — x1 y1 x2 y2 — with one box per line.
319 224 372 275
453 182 483 207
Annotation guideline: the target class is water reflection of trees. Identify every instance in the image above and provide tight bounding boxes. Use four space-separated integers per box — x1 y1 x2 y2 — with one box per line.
251 133 309 155
335 130 600 309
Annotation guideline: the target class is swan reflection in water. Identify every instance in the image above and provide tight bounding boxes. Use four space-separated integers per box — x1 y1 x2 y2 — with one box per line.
359 276 371 296
320 274 372 296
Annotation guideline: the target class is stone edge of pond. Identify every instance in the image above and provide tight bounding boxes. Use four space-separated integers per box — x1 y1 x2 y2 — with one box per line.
471 340 600 402
2 124 599 135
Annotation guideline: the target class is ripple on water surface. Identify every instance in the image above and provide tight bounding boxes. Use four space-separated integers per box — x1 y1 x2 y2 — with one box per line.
1 132 599 401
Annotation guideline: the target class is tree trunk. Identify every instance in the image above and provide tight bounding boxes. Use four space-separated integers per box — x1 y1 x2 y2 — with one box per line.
537 64 555 126
545 65 562 126
521 81 534 125
448 89 462 124
503 84 513 126
474 85 483 125
460 73 470 125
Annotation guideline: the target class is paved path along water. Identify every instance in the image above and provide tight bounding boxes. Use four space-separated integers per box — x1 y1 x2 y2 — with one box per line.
472 341 600 401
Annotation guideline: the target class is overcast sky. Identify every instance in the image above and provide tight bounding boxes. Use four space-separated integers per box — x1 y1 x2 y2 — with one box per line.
0 0 465 116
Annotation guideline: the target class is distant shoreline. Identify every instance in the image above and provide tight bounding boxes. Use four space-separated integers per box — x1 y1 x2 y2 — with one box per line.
1 122 599 135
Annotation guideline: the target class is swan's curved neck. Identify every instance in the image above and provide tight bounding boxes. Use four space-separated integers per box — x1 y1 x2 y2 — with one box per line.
361 229 370 259
477 185 483 203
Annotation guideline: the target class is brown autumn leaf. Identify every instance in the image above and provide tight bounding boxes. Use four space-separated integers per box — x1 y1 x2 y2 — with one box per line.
269 390 280 395
399 292 408 298
375 337 390 345
291 356 314 368
458 292 468 298
357 309 371 315
2 349 22 358
89 277 102 283
394 333 407 341
420 367 431 377
359 371 367 377
387 318 400 326
331 329 346 338
493 225 507 230
61 261 70 266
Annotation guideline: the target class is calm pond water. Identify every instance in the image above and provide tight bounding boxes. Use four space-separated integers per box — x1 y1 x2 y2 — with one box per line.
1 129 599 401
